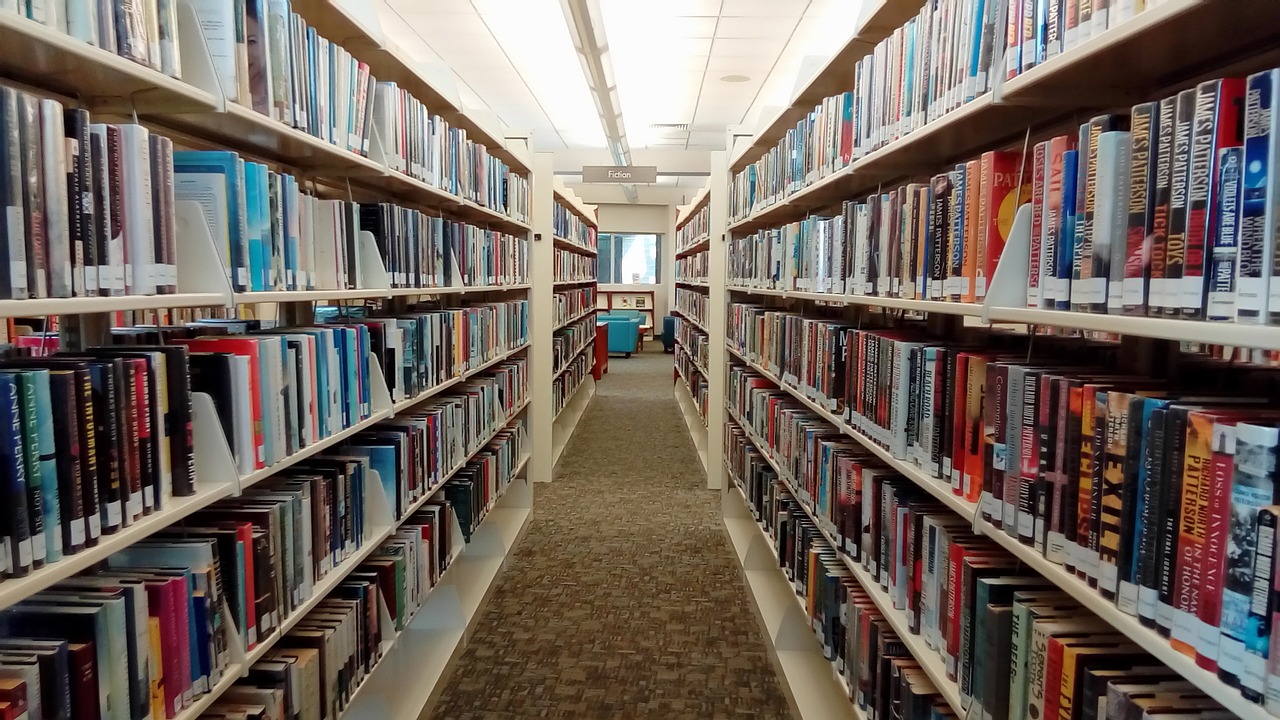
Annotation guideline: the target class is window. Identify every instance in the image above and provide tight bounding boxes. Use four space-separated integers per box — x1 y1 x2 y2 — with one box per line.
599 233 661 284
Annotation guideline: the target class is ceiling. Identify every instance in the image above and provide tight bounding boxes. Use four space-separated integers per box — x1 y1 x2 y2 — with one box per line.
376 0 866 153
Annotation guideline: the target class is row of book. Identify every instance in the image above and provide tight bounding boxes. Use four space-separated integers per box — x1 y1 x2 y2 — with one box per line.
552 202 596 252
675 253 708 285
726 427 954 720
361 359 527 520
727 0 1167 221
552 316 595 374
312 299 527 410
0 442 378 720
554 288 595 329
675 322 707 373
674 288 707 329
375 84 528 221
725 148 1027 302
675 352 708 425
1024 69 1279 323
726 300 1280 711
553 250 597 285
199 0 376 159
363 205 529 292
0 93 183 299
727 381 1253 720
553 352 591 419
9 0 182 77
728 66 1280 326
676 204 709 253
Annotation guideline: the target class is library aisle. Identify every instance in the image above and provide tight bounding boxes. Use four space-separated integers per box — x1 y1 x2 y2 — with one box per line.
429 349 791 719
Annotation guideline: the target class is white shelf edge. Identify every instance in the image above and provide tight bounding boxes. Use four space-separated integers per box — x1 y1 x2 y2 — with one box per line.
0 481 238 611
721 486 862 720
239 407 394 489
386 283 530 298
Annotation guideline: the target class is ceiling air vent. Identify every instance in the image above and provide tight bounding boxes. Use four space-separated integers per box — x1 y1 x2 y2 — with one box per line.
649 123 690 132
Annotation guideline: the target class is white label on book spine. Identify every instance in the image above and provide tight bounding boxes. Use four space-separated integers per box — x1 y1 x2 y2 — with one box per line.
1046 531 1067 563
30 532 44 563
69 520 85 546
1121 278 1145 307
1017 511 1034 539
142 485 154 508
16 538 31 567
1172 608 1199 646
87 511 99 539
1138 587 1159 621
7 207 23 293
1197 618 1221 661
1097 559 1118 594
126 493 143 518
106 503 122 527
1116 576 1136 609
1180 274 1206 313
1237 278 1267 321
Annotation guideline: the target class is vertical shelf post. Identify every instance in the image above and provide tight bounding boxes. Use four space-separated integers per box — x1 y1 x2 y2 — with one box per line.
707 149 729 492
529 153 555 484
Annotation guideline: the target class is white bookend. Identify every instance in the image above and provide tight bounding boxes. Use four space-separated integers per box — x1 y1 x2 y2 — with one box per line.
982 202 1034 321
356 230 391 293
173 199 234 300
364 468 395 534
175 0 227 110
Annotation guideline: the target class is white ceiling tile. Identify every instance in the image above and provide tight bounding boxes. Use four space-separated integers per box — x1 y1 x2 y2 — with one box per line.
720 0 807 16
712 36 789 56
668 15 719 37
715 16 792 38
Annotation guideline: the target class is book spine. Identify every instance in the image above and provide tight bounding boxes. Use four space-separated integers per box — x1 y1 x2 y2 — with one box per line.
1098 392 1127 599
1248 507 1278 704
1192 420 1235 672
1207 146 1244 321
1171 411 1214 656
1160 89 1196 316
1242 69 1278 323
1123 102 1158 315
1027 141 1047 308
0 374 31 576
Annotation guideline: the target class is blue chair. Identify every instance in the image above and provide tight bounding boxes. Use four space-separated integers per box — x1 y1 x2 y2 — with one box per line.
661 316 676 353
597 314 641 356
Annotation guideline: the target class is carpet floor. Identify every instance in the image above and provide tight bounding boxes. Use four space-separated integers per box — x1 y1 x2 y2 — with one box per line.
426 348 793 720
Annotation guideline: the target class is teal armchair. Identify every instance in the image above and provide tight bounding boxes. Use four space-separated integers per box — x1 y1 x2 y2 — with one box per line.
597 314 641 356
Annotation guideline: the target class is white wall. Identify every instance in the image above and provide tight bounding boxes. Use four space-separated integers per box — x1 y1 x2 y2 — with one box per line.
594 203 677 332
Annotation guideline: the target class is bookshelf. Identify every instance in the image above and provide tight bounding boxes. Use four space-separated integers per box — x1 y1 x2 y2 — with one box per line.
547 180 599 474
0 3 547 720
707 2 1280 720
674 184 713 474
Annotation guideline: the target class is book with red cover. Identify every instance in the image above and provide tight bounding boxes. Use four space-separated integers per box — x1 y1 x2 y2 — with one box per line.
173 337 265 471
1182 77 1245 319
976 150 1031 300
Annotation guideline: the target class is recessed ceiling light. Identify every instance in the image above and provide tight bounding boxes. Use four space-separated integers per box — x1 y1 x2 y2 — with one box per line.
720 74 751 83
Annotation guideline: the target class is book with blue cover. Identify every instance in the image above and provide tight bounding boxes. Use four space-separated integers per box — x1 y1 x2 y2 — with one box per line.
172 151 250 292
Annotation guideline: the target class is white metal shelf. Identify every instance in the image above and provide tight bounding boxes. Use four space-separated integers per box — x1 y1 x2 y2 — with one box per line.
0 481 237 611
675 235 711 258
553 236 599 257
675 279 710 289
386 283 531 298
0 292 232 319
673 309 708 334
722 482 862 720
553 279 598 289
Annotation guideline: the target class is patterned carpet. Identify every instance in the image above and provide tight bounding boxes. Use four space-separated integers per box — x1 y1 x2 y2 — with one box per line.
426 348 793 720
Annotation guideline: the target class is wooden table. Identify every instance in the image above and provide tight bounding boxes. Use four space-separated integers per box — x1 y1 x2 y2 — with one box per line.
638 324 652 349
